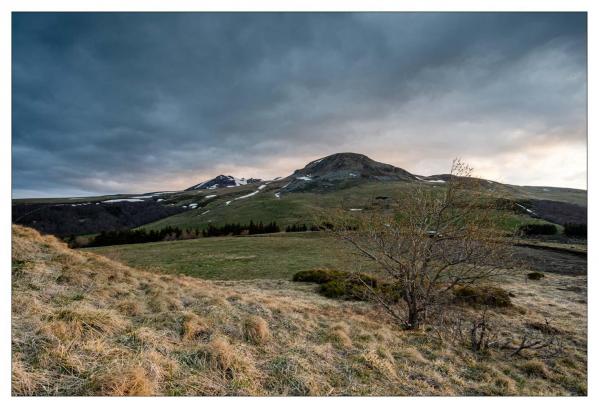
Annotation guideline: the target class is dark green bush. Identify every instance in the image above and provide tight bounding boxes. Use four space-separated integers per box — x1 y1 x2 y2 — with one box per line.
527 272 545 280
319 280 354 299
564 223 587 238
378 282 404 303
318 273 380 301
453 285 512 307
518 223 557 236
319 279 371 301
294 269 405 303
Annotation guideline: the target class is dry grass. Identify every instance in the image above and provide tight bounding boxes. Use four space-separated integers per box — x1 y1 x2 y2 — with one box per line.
11 225 587 395
243 316 270 345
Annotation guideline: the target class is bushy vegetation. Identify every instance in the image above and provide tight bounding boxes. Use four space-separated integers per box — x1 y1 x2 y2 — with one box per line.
527 272 545 280
81 220 281 247
203 220 280 237
518 223 558 236
453 285 513 308
319 274 376 301
285 224 320 233
564 223 587 238
293 269 399 302
86 226 187 247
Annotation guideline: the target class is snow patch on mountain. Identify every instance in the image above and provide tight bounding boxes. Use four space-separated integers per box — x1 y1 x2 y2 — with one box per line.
103 199 144 203
236 190 260 200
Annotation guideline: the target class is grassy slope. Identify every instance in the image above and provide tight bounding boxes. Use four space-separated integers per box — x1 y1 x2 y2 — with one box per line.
87 233 371 280
505 185 587 207
139 181 556 232
12 225 587 396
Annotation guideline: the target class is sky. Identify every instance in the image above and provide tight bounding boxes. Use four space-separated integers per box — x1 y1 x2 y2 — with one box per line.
12 12 587 198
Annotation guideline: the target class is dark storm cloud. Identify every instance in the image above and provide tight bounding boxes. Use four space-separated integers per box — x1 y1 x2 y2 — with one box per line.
12 12 587 196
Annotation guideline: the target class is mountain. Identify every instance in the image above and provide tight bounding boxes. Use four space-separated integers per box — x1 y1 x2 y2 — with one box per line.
12 152 587 236
186 175 262 191
282 152 417 192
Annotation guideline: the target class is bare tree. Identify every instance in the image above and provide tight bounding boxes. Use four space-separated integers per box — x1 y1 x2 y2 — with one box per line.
323 159 514 329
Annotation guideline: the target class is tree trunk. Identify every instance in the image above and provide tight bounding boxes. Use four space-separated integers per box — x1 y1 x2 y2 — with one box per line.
406 301 421 330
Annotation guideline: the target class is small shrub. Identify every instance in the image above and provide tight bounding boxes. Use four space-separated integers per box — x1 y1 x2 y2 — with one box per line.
564 223 586 238
292 269 346 283
378 282 404 303
453 285 512 308
319 280 356 299
518 224 557 236
294 269 404 303
319 274 378 301
527 272 545 280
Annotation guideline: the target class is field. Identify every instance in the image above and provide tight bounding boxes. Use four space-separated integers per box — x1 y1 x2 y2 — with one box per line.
87 232 587 280
12 225 588 396
86 233 368 280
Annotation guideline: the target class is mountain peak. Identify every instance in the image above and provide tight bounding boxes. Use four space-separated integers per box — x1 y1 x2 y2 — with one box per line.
185 175 262 191
284 152 415 192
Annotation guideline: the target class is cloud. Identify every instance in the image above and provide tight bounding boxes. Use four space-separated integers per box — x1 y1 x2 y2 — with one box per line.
12 12 587 197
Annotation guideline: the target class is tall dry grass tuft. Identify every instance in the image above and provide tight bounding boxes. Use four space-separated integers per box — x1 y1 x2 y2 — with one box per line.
12 360 42 396
205 337 236 372
243 315 270 344
329 322 352 348
181 312 209 341
93 364 156 396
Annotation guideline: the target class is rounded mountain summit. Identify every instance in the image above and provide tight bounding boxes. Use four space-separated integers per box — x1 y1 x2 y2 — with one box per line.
283 152 417 192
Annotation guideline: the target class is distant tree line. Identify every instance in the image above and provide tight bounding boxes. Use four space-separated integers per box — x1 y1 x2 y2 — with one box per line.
285 223 320 232
203 220 280 237
83 226 187 247
79 220 282 247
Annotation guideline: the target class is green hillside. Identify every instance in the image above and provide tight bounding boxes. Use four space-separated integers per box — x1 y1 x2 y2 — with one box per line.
139 181 559 232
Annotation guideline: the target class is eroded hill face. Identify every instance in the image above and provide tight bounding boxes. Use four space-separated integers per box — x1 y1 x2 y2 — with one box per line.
12 225 587 396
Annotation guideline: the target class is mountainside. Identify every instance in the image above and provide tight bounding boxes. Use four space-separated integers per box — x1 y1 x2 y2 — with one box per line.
12 152 587 237
12 200 185 237
282 153 417 192
186 175 262 191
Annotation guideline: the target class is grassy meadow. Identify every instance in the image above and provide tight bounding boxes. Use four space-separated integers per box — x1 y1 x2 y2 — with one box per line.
87 232 370 280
